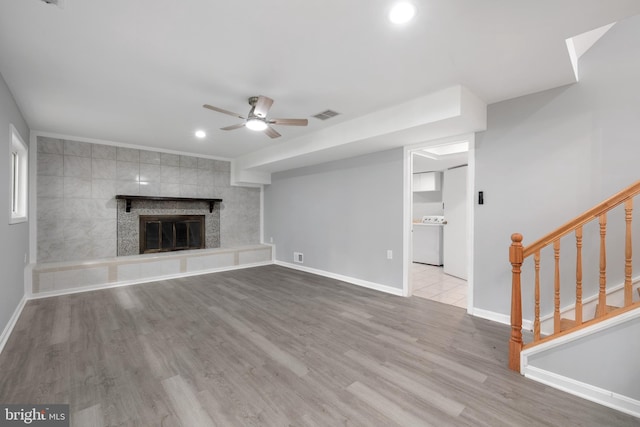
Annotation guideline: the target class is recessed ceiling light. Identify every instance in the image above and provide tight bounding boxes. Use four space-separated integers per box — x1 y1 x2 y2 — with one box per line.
389 2 416 25
246 118 268 131
423 141 469 156
195 130 206 138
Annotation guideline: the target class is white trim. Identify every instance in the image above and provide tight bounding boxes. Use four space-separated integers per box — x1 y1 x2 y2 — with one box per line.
30 261 274 300
471 307 534 331
275 261 404 296
9 124 28 224
521 306 640 360
465 137 475 313
402 146 412 297
260 184 265 244
403 133 476 309
523 366 640 418
0 295 28 355
29 131 37 263
267 243 276 262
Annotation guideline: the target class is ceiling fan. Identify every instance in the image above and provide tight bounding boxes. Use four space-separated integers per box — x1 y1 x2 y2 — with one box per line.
203 96 308 139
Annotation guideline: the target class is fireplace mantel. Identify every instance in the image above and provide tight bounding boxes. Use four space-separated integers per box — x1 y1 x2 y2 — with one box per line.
115 195 223 213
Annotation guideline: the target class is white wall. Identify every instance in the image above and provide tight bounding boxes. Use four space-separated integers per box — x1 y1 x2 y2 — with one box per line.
0 72 29 335
474 15 640 318
264 148 404 289
412 191 443 220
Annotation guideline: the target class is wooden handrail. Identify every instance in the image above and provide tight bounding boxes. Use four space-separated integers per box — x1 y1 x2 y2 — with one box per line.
509 180 640 372
523 181 640 258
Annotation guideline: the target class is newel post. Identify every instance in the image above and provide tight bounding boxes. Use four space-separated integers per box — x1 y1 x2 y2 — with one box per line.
509 233 524 372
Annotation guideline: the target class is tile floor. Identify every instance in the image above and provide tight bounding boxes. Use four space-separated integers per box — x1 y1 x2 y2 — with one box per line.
411 263 467 308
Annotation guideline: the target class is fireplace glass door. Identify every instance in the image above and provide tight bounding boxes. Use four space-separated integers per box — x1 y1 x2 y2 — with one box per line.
140 215 205 254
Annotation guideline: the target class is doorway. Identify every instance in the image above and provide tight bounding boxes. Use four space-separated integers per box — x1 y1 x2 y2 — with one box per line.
404 135 474 313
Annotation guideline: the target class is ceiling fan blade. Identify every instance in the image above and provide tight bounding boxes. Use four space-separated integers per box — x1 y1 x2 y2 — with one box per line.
253 96 274 118
203 104 245 119
263 126 281 139
270 118 308 126
220 123 246 131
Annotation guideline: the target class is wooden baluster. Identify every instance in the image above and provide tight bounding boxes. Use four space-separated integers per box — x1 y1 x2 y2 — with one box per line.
597 213 607 317
553 240 561 334
575 227 583 324
624 199 633 307
534 251 541 341
509 233 524 372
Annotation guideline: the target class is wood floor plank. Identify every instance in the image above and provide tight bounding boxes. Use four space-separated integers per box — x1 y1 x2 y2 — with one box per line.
344 349 466 417
0 264 637 426
71 403 104 427
208 305 309 377
346 381 433 427
162 375 216 427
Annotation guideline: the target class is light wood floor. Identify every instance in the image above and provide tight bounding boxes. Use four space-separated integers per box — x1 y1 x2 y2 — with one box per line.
0 265 637 426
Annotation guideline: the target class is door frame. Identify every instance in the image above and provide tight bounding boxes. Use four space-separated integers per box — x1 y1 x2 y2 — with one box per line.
402 133 476 314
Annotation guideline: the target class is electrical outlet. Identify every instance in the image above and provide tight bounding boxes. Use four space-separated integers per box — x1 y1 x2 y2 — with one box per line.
294 252 304 263
270 237 274 243
387 250 393 260
24 253 28 264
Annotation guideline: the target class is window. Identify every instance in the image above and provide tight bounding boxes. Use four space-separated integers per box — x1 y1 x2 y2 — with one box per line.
9 125 27 224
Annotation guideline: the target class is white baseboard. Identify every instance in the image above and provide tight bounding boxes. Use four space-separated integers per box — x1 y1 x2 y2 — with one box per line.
470 307 534 330
30 261 274 300
275 261 404 297
0 295 28 355
523 365 640 418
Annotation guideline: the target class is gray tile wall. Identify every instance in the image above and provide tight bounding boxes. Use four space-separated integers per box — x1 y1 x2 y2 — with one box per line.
37 137 260 263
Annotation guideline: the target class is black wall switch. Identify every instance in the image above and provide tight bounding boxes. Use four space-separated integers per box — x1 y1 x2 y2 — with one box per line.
479 191 484 205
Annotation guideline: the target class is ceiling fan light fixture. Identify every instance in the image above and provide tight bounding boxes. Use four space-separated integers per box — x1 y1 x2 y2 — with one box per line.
246 118 268 131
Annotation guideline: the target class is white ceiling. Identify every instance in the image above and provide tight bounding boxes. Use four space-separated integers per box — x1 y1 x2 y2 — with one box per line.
1 0 639 175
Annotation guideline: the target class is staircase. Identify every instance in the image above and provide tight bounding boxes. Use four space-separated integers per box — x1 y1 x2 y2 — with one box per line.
561 290 640 331
508 181 640 371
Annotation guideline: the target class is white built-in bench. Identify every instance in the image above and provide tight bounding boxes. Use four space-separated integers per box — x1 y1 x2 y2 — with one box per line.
31 244 273 297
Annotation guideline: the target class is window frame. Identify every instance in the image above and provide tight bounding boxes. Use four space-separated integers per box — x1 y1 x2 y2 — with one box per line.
9 124 28 224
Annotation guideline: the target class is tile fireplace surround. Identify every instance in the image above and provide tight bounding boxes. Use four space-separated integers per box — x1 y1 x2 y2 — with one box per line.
116 197 220 256
33 136 265 295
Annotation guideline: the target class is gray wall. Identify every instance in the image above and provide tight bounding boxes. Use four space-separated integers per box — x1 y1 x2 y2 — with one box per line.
527 315 640 400
264 148 404 289
474 15 640 318
0 73 29 334
37 137 260 263
413 190 443 220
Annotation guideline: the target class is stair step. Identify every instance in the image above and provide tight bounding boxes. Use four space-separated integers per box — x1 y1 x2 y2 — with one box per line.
560 318 577 331
594 304 620 316
559 299 638 333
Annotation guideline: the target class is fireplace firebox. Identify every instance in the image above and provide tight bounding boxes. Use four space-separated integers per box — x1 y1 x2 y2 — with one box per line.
139 215 205 254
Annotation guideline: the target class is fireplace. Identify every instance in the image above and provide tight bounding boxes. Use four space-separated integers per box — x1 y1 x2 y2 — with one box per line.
116 195 221 257
139 215 205 254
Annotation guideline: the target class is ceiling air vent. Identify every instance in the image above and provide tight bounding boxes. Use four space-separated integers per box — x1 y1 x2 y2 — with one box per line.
312 109 340 121
40 0 65 7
